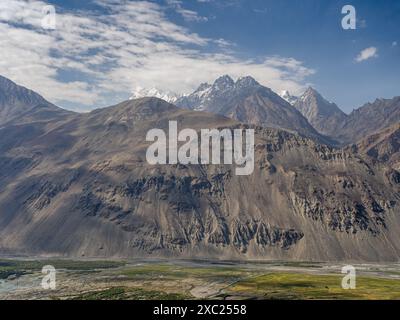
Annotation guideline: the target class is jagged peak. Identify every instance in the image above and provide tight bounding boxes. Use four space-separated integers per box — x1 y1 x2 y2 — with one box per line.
195 82 212 92
297 86 346 120
235 76 260 88
300 86 333 105
129 86 181 103
280 90 298 105
213 75 234 88
303 86 320 97
206 75 262 92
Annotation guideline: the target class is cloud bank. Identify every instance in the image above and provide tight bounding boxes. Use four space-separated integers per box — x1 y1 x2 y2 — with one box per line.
1 0 315 110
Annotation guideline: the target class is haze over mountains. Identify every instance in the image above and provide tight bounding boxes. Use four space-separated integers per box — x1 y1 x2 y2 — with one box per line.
0 74 399 261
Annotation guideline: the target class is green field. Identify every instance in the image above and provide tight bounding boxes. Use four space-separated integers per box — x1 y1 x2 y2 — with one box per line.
227 272 400 299
1 259 400 300
72 287 190 300
0 259 125 279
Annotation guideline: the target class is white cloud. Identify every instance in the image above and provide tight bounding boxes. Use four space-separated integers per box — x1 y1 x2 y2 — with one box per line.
392 41 397 47
166 0 208 22
355 47 378 62
0 0 315 110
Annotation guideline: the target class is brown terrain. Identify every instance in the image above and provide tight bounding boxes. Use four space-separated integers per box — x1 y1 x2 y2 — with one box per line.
0 93 400 261
355 123 400 170
334 97 400 145
293 87 347 137
175 75 332 145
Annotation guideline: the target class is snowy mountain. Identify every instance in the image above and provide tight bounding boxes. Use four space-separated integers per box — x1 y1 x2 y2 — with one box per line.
175 75 235 111
293 87 347 137
280 90 298 105
129 87 181 103
0 75 68 125
1 93 399 261
175 75 331 144
1 74 400 261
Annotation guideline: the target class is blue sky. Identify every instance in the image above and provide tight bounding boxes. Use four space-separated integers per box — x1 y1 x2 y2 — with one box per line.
1 0 399 112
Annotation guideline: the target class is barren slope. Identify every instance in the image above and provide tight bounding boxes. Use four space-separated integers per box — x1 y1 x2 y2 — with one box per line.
355 123 400 170
0 98 399 261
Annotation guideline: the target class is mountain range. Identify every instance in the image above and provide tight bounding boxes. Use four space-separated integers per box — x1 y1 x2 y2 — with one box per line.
292 87 348 137
0 74 399 261
279 85 400 147
175 75 332 145
337 97 400 145
130 87 181 103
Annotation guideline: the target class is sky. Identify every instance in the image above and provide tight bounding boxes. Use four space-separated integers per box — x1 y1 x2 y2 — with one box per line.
0 0 399 113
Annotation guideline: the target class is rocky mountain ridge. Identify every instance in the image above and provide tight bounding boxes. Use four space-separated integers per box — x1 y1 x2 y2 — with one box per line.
175 75 331 144
0 96 399 261
293 87 348 137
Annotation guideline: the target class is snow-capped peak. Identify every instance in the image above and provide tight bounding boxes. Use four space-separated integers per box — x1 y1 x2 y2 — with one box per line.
280 90 298 105
213 75 235 91
236 76 259 88
129 87 182 103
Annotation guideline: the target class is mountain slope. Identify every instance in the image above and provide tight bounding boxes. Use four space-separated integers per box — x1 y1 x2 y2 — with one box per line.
0 97 399 261
355 123 400 170
294 87 348 136
175 76 332 144
336 97 400 145
292 90 400 146
0 75 67 125
280 90 298 105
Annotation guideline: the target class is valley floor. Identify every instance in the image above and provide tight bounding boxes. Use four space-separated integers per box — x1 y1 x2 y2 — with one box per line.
1 258 400 300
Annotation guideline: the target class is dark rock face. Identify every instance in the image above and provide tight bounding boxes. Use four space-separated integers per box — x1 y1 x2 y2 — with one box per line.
70 173 304 253
231 220 304 252
288 164 394 236
23 170 81 211
290 190 387 235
